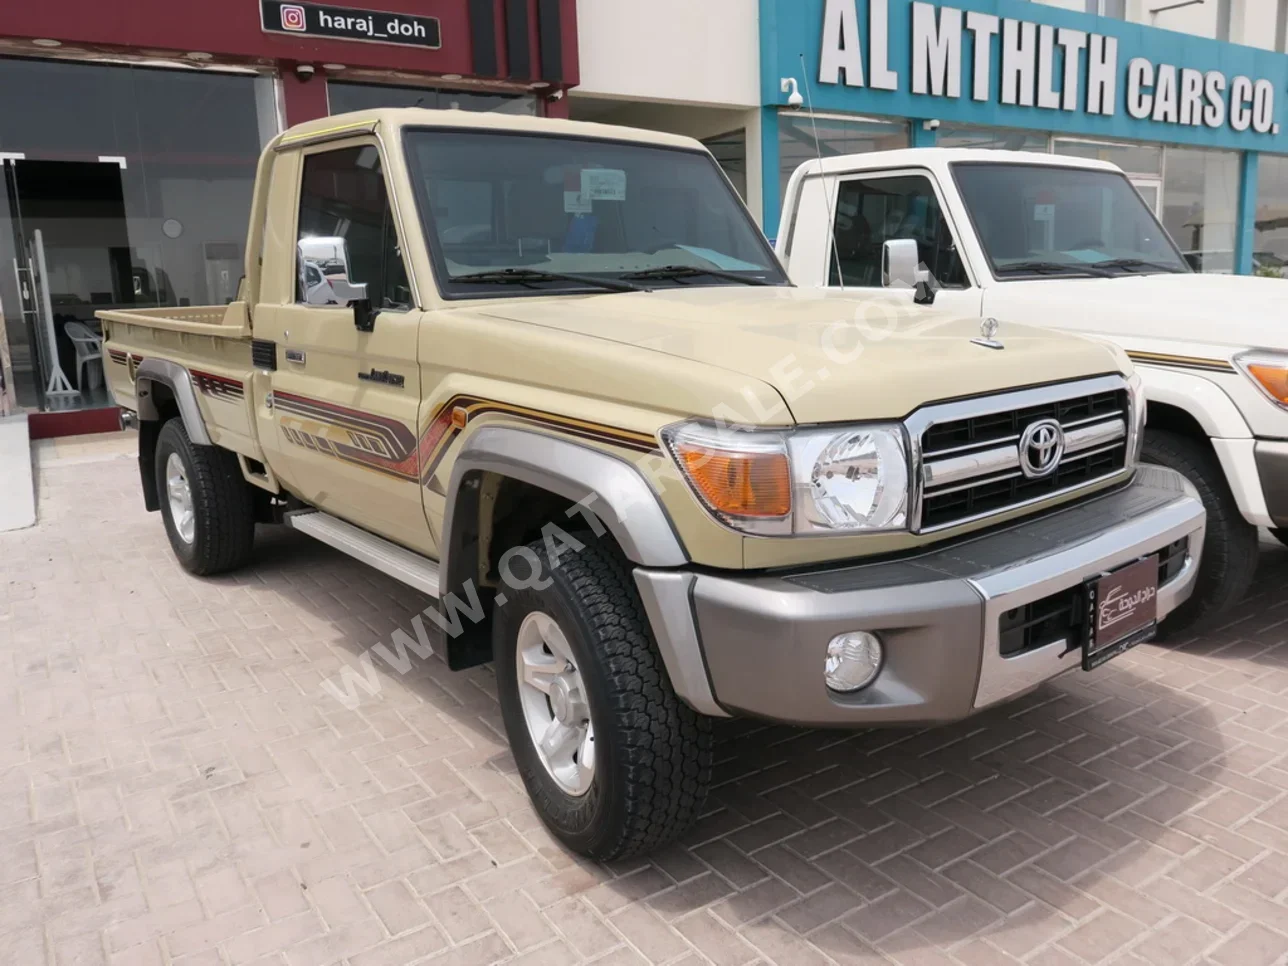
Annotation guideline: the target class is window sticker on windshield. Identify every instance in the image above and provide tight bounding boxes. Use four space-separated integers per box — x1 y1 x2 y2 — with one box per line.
564 190 592 214
581 168 627 202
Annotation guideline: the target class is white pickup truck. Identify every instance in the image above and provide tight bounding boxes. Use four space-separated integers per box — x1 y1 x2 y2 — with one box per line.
777 148 1288 633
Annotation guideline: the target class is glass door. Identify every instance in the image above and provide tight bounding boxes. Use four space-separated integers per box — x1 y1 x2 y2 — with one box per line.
1131 178 1162 217
2 159 129 410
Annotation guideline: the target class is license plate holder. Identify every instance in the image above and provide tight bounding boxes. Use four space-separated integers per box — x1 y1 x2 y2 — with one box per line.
1084 555 1160 671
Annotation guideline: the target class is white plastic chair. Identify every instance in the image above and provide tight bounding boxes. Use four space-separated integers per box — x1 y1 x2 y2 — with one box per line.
64 321 104 392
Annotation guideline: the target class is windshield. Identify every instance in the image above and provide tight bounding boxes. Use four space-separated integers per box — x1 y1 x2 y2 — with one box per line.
404 129 787 296
952 163 1190 278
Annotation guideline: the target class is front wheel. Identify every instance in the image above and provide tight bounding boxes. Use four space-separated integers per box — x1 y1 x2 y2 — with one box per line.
155 418 256 576
494 536 712 860
1142 430 1259 635
1272 529 1288 550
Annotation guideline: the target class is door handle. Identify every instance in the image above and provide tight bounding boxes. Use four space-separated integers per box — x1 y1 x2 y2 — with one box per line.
284 349 306 365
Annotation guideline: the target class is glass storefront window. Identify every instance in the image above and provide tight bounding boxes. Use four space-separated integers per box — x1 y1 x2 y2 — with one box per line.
703 129 748 200
1053 138 1163 177
1161 147 1240 273
0 57 273 413
328 81 536 116
1254 154 1288 278
778 113 907 205
936 124 1050 152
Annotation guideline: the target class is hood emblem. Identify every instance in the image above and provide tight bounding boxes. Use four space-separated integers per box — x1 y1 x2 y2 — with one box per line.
972 318 1004 350
1019 419 1066 479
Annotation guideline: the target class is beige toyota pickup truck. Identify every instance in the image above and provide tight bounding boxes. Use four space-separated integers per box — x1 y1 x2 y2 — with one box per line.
101 109 1205 860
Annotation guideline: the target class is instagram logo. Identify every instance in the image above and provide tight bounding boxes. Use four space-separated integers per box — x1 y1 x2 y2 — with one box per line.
280 4 307 30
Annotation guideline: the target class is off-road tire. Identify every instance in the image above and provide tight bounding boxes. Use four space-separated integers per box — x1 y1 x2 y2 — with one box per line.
155 418 256 576
494 535 712 860
1272 529 1288 550
1143 429 1258 635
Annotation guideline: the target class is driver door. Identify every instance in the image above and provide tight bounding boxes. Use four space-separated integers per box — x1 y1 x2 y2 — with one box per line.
822 170 982 318
255 140 433 555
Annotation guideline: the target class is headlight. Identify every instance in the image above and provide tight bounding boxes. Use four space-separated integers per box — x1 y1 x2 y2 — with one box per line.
788 426 908 532
664 421 909 536
1236 351 1288 409
1127 371 1147 465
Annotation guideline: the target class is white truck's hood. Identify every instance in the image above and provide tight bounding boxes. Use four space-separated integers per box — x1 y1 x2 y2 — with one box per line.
987 274 1286 352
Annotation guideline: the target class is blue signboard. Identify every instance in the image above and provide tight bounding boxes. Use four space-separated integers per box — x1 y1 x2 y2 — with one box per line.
761 0 1288 151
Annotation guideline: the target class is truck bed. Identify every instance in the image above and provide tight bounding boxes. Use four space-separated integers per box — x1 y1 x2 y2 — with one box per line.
96 303 251 339
98 300 261 460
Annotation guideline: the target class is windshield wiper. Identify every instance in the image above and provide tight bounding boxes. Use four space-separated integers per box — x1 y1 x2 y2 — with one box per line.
618 264 774 286
997 260 1115 279
452 268 647 293
1094 258 1186 275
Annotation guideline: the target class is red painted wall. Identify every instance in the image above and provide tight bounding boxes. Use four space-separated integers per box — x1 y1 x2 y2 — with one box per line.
0 0 579 87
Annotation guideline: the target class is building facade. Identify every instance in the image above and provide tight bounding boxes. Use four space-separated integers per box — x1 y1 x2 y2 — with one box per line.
759 0 1288 278
0 0 579 426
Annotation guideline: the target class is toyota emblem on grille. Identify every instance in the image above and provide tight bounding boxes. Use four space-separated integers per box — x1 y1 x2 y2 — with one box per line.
1019 419 1065 479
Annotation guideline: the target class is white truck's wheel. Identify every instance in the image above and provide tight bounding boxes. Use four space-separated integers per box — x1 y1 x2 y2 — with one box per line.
155 419 256 576
1144 430 1258 634
494 536 712 860
1272 529 1288 550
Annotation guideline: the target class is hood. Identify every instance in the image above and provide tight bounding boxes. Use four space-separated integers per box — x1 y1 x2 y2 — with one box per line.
471 286 1125 423
993 274 1287 352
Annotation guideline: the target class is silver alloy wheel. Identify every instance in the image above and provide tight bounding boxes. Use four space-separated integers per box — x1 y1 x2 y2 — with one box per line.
165 452 196 545
515 611 595 797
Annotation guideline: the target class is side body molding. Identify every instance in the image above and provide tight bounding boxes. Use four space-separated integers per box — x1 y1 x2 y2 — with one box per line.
134 358 212 446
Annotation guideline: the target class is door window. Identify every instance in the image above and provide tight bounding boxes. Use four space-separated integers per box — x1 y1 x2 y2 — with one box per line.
830 175 968 288
296 145 411 309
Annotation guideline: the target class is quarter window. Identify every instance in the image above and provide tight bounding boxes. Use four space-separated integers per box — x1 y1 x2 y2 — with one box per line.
296 146 412 310
830 175 968 288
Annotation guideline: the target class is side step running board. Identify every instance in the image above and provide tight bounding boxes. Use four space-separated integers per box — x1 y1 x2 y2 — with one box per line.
286 510 441 598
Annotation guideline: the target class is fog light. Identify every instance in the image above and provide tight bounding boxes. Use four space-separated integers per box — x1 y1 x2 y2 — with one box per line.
825 632 883 693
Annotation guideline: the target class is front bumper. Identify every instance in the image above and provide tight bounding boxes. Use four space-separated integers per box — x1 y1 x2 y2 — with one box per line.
1255 440 1288 527
635 466 1205 727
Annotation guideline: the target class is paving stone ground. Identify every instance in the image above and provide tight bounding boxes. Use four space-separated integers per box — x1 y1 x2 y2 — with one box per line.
3 435 1288 966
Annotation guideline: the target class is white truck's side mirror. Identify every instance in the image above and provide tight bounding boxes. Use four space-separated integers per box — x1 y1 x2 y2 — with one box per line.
882 239 919 290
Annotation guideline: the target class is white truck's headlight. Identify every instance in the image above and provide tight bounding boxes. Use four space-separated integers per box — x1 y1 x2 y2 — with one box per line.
788 426 908 532
1236 351 1288 409
1127 371 1147 465
664 422 909 536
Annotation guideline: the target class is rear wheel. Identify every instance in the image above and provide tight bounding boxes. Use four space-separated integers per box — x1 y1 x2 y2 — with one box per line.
1272 529 1288 550
1143 429 1258 635
494 535 712 860
155 418 255 576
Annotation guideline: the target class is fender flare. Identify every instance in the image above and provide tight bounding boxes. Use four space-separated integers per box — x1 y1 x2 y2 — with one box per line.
1139 367 1251 439
134 359 212 446
435 426 688 671
441 425 687 580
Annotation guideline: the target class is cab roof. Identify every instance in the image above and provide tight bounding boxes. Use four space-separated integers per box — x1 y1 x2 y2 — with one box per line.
791 146 1123 177
275 107 707 153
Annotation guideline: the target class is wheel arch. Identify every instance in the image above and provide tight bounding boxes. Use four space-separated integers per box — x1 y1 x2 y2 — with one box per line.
133 360 212 512
1139 367 1251 440
436 426 687 671
135 359 212 445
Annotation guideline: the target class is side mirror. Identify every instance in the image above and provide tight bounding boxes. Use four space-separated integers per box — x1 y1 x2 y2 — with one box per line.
298 235 373 330
882 239 920 290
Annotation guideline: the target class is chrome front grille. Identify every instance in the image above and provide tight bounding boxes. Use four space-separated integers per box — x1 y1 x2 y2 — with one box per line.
911 377 1133 533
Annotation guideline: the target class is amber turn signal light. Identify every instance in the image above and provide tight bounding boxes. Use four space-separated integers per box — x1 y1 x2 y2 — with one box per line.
1247 363 1288 405
672 439 791 520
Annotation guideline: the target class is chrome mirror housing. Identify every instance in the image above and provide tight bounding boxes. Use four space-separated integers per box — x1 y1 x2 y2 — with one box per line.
882 239 920 290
